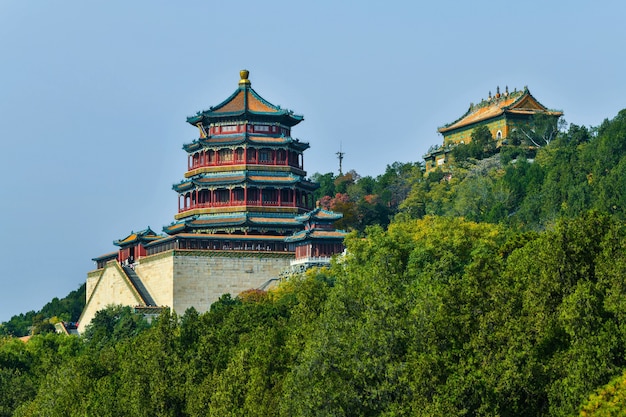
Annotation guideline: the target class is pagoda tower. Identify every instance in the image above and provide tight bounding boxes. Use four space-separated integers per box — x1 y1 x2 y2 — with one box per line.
163 70 318 249
78 71 345 334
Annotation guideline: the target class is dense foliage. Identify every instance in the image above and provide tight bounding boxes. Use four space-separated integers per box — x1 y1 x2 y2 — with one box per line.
2 110 626 415
3 212 626 416
400 110 626 230
0 284 85 337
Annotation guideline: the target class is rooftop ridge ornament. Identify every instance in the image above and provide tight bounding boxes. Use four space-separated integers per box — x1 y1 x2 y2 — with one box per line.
239 69 251 86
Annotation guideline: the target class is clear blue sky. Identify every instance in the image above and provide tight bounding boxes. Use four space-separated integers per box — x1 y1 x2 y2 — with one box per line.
1 1 625 322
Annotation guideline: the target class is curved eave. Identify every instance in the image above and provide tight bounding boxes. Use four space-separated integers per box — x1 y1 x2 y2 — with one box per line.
174 173 316 190
295 208 343 222
247 175 298 185
164 218 299 234
164 216 248 233
92 251 119 262
114 236 164 248
290 139 310 151
286 230 348 243
505 109 563 117
185 135 310 150
438 112 506 134
201 135 246 146
162 233 292 242
163 222 186 235
187 112 303 131
183 140 202 152
173 181 194 192
194 175 246 187
300 180 320 191
248 215 300 226
191 111 303 127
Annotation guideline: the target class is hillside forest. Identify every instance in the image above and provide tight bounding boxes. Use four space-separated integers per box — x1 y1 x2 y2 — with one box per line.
3 110 626 415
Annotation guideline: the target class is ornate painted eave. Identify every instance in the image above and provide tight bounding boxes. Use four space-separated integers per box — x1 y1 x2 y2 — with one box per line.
182 135 310 153
183 140 202 153
173 171 316 192
147 232 296 247
186 70 304 128
163 212 301 235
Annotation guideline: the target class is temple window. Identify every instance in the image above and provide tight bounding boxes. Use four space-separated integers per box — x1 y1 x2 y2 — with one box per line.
235 148 245 162
218 149 233 163
215 189 230 204
233 188 244 202
496 130 503 140
222 125 238 133
259 150 271 162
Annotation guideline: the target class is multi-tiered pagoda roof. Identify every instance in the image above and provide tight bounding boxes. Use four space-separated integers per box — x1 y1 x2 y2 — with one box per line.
187 71 304 127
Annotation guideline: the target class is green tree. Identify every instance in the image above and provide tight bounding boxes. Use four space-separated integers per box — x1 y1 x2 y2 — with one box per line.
516 113 565 148
82 305 150 349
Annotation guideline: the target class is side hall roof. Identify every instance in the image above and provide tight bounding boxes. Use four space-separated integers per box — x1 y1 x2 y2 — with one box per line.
114 227 163 248
438 86 563 134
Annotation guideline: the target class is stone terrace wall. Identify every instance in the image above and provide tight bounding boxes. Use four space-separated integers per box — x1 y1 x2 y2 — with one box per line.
171 250 293 314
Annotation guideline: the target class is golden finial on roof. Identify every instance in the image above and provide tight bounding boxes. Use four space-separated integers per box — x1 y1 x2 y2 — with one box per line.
239 69 251 86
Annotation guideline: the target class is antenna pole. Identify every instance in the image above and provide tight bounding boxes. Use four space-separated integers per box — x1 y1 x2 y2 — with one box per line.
336 144 345 176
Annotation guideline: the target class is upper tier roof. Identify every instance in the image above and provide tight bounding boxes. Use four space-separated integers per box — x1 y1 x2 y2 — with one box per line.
187 70 304 127
438 86 563 134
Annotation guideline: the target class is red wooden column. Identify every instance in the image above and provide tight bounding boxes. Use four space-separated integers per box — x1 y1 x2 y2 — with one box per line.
278 188 282 206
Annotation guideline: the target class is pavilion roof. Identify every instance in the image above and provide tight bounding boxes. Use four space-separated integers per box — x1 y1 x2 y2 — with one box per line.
186 70 304 127
438 86 563 134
